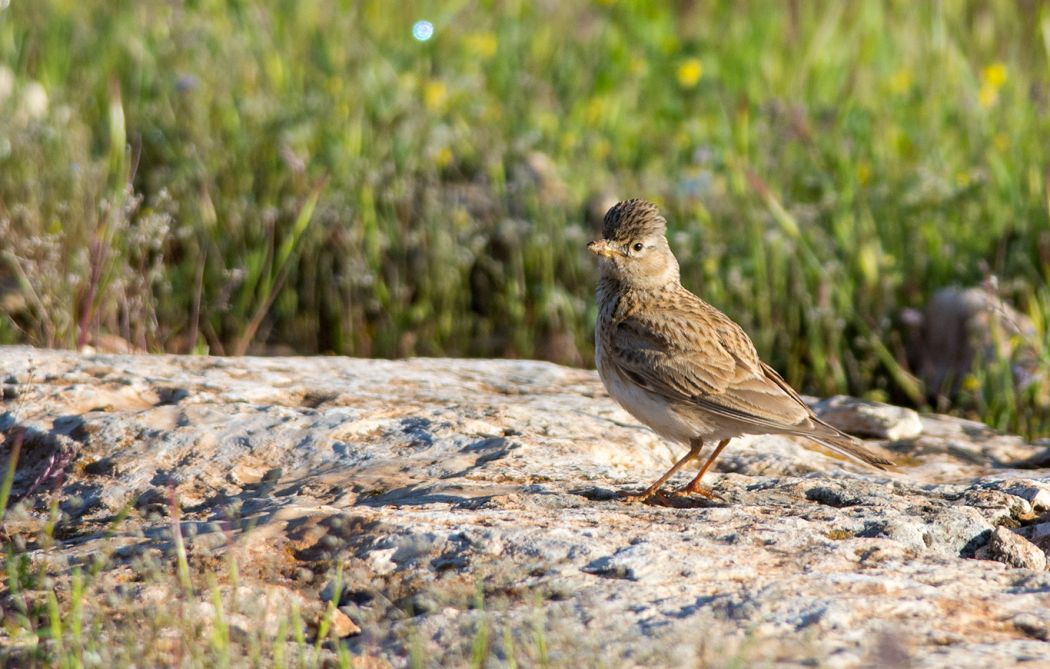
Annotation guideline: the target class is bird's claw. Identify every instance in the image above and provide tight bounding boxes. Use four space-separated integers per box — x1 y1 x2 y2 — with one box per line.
621 490 657 505
672 484 725 502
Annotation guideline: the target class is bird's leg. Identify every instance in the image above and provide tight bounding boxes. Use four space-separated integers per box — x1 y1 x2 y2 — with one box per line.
676 438 731 498
624 438 704 503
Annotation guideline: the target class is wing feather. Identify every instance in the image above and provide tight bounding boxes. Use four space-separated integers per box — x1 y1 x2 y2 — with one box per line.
607 293 812 430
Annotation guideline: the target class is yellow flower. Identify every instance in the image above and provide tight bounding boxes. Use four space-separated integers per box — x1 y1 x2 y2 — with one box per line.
978 62 1007 109
584 96 607 124
888 67 911 95
423 79 447 112
864 389 889 403
993 133 1008 152
981 62 1007 88
858 242 879 287
465 32 498 59
978 84 999 109
676 58 703 89
591 137 612 160
856 161 872 186
434 146 453 168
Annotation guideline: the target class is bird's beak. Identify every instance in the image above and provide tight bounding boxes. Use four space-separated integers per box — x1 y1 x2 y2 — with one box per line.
588 239 620 258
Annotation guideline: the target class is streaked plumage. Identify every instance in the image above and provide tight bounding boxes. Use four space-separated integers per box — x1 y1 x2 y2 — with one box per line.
589 199 892 501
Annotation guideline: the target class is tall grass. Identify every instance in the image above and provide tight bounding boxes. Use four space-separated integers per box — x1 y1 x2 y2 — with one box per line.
0 1 1048 434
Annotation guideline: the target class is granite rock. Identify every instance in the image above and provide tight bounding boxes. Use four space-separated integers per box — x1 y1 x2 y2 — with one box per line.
904 286 1042 404
812 394 924 441
1 346 1050 667
978 527 1047 571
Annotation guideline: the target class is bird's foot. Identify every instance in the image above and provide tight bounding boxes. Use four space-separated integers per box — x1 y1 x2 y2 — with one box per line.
672 483 725 502
621 490 658 505
623 487 722 508
623 488 709 507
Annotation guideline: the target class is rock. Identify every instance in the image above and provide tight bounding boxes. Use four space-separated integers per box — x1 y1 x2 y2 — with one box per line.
80 334 137 355
2 346 1050 666
909 414 1049 477
811 395 924 440
326 608 361 638
904 286 1041 404
349 655 393 669
978 479 1050 513
979 527 1047 571
1016 521 1050 556
1012 613 1050 641
1003 482 1050 511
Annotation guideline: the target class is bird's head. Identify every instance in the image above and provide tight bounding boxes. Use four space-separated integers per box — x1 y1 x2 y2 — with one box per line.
588 199 681 289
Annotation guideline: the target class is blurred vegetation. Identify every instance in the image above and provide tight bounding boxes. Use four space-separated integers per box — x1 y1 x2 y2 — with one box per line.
0 1 1048 435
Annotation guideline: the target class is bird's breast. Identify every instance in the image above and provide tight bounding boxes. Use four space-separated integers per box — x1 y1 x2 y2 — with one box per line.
595 344 707 445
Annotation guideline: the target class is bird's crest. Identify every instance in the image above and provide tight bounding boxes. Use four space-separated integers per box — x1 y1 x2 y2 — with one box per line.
602 199 667 242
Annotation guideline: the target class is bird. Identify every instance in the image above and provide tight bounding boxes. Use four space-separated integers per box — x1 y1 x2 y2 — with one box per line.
588 199 893 501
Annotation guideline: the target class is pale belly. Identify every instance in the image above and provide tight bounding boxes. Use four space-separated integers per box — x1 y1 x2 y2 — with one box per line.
596 342 723 445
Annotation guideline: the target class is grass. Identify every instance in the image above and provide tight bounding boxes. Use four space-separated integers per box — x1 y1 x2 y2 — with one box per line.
1 510 358 667
0 3 1048 426
0 487 704 668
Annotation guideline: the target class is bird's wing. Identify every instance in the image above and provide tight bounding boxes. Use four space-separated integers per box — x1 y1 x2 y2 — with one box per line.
608 296 812 429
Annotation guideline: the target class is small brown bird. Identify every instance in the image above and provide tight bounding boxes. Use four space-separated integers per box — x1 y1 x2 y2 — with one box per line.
589 199 892 501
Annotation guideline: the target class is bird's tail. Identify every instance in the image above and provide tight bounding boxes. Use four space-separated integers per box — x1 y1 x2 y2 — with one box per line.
799 418 895 470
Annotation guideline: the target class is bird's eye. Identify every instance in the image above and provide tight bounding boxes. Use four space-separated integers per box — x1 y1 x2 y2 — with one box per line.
632 242 644 252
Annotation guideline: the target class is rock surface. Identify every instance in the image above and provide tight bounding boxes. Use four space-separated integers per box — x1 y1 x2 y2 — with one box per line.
2 346 1050 666
812 394 924 441
979 527 1048 571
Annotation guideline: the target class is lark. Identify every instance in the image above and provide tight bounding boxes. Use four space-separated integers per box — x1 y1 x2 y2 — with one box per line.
589 199 892 501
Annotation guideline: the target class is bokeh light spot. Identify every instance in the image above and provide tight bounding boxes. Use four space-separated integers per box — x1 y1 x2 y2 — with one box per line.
412 20 434 42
